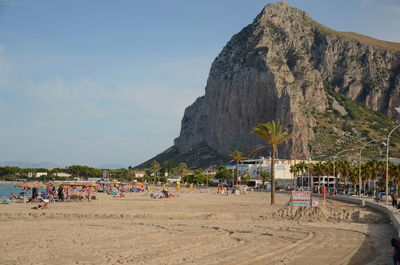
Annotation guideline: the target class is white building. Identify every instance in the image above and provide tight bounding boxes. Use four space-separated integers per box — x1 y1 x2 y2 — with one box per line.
35 172 48 178
226 157 308 187
53 172 72 178
166 176 181 184
134 171 146 178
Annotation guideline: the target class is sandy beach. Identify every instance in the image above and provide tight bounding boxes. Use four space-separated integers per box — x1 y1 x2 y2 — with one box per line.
0 189 394 265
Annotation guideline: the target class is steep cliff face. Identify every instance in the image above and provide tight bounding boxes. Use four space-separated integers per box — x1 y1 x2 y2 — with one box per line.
137 2 400 168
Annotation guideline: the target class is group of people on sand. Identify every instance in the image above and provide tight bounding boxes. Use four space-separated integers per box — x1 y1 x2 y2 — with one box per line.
150 189 174 199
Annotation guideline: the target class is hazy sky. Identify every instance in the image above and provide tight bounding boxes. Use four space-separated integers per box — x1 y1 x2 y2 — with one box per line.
0 0 399 168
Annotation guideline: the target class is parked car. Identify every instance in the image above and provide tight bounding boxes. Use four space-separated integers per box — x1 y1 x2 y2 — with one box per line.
376 191 391 202
347 189 356 196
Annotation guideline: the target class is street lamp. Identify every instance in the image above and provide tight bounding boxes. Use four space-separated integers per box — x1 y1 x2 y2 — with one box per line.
358 139 385 198
386 124 400 206
333 149 354 194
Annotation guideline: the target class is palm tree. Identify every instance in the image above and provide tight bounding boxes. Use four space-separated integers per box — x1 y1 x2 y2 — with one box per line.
337 160 350 192
348 164 359 191
296 161 307 187
253 121 292 205
260 170 270 189
229 150 245 186
361 164 371 196
175 163 189 178
150 160 160 184
365 160 380 196
389 163 400 194
290 165 299 189
323 160 334 189
313 162 326 193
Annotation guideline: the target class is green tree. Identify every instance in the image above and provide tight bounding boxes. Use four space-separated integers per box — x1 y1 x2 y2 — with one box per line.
313 162 326 192
150 160 160 184
229 150 246 186
160 161 166 177
365 159 384 195
253 121 292 205
175 163 188 177
296 161 307 187
240 172 250 183
260 170 270 188
167 160 173 175
215 165 233 180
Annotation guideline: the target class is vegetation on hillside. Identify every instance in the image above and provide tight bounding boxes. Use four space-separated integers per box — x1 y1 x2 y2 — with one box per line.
311 82 400 159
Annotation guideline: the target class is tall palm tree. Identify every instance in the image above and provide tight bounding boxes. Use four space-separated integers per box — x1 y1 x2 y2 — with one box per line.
348 164 359 190
296 161 307 187
229 150 246 186
175 163 189 178
337 160 350 192
389 163 400 194
323 160 334 189
260 170 270 189
150 160 160 184
361 164 371 196
313 162 326 193
290 165 299 189
253 121 292 205
365 160 380 196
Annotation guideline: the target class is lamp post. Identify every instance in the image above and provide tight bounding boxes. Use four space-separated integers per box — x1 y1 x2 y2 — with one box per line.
333 149 354 194
386 125 400 206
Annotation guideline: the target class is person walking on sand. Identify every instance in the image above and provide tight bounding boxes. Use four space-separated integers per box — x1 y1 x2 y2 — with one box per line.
392 192 398 209
391 236 400 265
57 185 64 201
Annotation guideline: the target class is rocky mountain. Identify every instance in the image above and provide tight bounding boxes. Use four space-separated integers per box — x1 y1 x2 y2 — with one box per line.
136 2 400 169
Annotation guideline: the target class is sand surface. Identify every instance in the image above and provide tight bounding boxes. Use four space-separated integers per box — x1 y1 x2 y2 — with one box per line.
0 188 395 265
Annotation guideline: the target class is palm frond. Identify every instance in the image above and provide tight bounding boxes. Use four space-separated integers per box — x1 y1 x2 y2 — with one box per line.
249 145 266 156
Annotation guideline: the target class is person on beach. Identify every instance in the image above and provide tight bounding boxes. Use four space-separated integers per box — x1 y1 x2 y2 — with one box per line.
31 203 49 210
392 192 398 209
58 185 64 201
391 236 400 265
32 187 38 199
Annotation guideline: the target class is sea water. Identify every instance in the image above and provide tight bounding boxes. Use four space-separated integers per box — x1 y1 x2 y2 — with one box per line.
0 183 24 198
0 183 46 198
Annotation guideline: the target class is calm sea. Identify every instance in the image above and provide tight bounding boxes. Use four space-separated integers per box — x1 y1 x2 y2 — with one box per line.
0 183 24 198
0 183 49 198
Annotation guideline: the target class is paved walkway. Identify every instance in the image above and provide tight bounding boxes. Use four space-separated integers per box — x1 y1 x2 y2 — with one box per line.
323 194 400 232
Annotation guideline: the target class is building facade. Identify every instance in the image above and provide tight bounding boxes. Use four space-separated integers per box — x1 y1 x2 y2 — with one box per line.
226 157 304 188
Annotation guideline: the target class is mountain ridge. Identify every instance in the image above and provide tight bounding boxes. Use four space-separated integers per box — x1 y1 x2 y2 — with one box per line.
135 1 400 169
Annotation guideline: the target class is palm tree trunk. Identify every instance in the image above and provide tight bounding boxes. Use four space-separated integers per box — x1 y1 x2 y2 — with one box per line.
271 146 276 205
235 161 238 186
318 174 321 194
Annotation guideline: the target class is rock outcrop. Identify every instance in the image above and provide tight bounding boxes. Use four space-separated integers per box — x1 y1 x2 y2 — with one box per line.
136 2 400 168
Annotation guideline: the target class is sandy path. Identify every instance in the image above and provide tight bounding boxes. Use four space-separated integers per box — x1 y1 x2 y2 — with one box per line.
0 189 394 265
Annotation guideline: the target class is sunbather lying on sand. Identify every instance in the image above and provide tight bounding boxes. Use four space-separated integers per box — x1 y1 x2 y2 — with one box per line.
31 203 49 210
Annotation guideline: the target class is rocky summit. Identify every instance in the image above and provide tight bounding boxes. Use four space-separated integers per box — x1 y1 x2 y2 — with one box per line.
136 2 400 168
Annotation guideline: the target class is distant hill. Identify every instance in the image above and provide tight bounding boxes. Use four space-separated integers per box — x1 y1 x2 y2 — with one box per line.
97 163 126 170
0 161 60 169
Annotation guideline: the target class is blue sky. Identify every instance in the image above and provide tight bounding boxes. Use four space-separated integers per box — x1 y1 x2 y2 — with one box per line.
0 0 399 168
